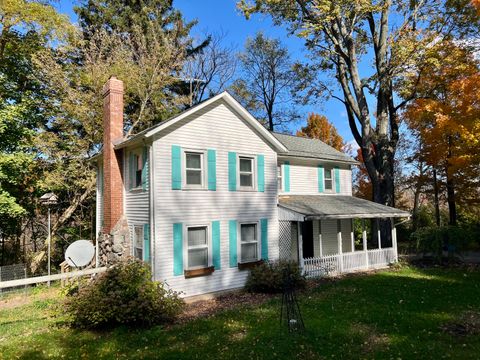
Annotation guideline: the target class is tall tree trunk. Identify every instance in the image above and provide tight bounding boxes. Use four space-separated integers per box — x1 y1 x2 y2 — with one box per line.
433 168 441 227
446 136 457 225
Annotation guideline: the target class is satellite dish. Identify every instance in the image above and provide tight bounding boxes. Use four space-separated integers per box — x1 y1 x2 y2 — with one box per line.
65 240 95 268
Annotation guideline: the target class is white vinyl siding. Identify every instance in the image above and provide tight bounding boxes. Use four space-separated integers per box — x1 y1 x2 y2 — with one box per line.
313 219 353 257
278 158 352 196
125 147 150 246
151 99 279 297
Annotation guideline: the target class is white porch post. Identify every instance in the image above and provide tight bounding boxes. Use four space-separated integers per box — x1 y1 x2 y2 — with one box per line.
377 218 382 249
391 218 398 262
298 221 304 274
362 219 368 268
337 219 343 272
350 218 355 252
318 220 323 258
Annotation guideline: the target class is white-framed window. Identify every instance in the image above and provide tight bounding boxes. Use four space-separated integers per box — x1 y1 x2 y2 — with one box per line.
133 225 143 260
239 222 259 263
183 150 206 189
324 167 334 191
130 149 144 190
238 155 255 190
185 225 210 269
277 165 282 191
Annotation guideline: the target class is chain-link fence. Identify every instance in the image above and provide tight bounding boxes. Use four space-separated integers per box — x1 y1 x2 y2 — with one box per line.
0 263 28 296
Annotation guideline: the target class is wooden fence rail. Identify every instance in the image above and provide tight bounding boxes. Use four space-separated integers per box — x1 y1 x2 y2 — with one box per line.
0 267 107 289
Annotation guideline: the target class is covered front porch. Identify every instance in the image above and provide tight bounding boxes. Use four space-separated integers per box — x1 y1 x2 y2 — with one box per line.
278 195 409 278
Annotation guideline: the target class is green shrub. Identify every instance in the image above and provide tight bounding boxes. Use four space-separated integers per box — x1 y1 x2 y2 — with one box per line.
411 224 479 261
245 260 306 293
63 259 184 328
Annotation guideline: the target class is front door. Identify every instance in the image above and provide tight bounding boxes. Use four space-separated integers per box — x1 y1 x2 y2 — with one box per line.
302 221 314 258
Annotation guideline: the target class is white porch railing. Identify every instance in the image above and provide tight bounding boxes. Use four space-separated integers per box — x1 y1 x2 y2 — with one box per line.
303 247 396 279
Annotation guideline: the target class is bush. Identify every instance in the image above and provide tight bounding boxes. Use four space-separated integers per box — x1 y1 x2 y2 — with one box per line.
63 259 184 328
245 260 306 293
411 224 480 261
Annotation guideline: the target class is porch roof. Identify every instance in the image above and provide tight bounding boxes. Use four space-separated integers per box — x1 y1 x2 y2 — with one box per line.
278 195 410 220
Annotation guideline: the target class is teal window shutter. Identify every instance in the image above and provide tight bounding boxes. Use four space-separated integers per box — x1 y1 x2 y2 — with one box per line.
143 224 150 263
171 145 182 190
173 223 183 275
257 154 265 192
284 161 290 192
229 220 237 267
335 166 341 193
142 147 148 191
207 149 217 191
318 165 324 193
212 220 221 269
260 218 268 260
228 152 237 191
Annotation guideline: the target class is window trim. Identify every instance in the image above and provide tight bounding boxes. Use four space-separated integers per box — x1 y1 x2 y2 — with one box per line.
184 224 211 271
324 167 335 193
129 148 144 191
237 154 256 191
182 148 207 190
133 225 144 261
277 165 282 192
237 221 261 264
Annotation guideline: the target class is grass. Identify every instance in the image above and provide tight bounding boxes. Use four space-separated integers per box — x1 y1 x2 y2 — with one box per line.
1 265 480 359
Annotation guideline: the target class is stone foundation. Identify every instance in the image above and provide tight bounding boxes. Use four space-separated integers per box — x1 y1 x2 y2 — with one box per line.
98 216 131 266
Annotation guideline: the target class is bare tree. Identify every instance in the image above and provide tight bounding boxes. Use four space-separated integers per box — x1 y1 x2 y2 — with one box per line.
183 31 238 106
231 32 301 131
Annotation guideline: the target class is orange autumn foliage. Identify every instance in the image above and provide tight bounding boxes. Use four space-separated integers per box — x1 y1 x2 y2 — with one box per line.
296 113 344 151
403 41 480 208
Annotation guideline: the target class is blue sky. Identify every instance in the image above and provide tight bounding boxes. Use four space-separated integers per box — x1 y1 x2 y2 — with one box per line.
56 0 353 143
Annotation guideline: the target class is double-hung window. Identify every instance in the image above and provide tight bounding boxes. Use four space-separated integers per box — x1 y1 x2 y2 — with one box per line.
240 223 259 263
130 150 144 190
133 226 143 260
184 151 205 189
186 226 209 269
324 168 333 191
239 156 255 190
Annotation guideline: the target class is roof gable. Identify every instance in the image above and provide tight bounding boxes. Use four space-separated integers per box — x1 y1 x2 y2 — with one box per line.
114 92 287 152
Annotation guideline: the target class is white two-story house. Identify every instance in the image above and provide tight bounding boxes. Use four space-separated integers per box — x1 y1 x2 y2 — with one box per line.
95 77 408 297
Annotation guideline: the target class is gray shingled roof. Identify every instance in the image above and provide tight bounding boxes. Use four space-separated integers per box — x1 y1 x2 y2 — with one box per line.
272 132 357 163
279 195 410 219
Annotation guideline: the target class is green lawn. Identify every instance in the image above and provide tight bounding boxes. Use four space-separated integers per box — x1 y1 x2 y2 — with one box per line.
1 266 480 359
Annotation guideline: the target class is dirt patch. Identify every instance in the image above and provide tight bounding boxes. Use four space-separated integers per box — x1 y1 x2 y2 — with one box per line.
176 291 277 324
0 287 60 311
440 311 480 336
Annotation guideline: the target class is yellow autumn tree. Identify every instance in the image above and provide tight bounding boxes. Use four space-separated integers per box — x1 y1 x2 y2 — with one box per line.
403 41 480 224
296 113 344 151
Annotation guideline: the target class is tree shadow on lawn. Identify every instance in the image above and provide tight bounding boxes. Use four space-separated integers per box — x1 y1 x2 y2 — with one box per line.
10 267 480 359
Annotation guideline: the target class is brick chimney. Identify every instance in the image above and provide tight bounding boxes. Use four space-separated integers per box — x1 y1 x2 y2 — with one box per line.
102 77 124 234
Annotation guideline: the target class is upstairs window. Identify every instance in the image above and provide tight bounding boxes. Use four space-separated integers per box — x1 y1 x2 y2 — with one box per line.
134 154 143 188
184 151 205 189
186 226 209 269
240 223 258 263
324 168 333 191
129 149 145 190
239 156 254 190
